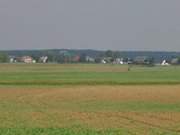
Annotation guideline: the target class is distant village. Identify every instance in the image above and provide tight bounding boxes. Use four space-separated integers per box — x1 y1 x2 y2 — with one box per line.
0 50 180 66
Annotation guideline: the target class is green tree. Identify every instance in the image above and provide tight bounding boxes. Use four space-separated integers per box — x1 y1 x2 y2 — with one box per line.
105 50 113 57
0 53 8 63
79 53 87 63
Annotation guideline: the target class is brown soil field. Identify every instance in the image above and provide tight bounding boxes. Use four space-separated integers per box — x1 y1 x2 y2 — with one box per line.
1 85 180 134
1 85 180 102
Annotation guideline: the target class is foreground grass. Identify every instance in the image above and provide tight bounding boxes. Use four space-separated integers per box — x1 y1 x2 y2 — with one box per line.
0 128 179 135
0 128 131 135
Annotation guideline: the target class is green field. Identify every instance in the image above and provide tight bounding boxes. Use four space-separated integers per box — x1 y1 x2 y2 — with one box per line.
0 64 180 85
1 64 180 135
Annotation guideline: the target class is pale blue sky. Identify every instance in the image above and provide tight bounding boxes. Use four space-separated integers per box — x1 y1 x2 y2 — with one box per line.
0 0 180 51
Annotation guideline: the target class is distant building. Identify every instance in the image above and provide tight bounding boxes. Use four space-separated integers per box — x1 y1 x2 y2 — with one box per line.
171 58 179 65
59 50 80 63
134 56 154 65
72 55 80 62
113 58 124 64
86 56 95 63
9 56 17 63
39 56 48 63
161 60 169 66
127 58 133 64
21 56 34 63
102 57 113 63
101 59 106 64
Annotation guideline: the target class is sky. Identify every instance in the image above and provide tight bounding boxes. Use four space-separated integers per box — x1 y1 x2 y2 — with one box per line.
0 0 180 51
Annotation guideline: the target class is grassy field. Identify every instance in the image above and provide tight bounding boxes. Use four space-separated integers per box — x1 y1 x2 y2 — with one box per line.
0 64 180 85
1 64 180 135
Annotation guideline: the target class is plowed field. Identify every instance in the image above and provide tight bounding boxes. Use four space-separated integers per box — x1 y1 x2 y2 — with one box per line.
1 85 180 134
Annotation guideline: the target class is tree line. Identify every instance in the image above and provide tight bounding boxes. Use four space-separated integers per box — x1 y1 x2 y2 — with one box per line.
0 49 180 65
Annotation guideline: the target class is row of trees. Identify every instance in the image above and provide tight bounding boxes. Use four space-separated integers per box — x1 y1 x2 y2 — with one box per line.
0 50 180 65
45 50 121 63
0 50 122 63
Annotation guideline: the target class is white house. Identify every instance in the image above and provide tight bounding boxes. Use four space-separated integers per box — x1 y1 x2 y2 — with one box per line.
21 56 34 63
39 56 48 63
161 60 169 66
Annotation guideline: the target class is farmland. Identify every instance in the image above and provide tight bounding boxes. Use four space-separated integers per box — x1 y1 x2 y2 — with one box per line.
0 64 180 85
1 64 180 135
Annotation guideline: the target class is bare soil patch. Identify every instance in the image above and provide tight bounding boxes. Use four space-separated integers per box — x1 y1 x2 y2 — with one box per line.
1 85 180 103
1 85 180 133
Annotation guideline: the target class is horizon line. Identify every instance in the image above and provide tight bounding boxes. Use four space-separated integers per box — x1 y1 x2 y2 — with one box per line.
0 48 180 53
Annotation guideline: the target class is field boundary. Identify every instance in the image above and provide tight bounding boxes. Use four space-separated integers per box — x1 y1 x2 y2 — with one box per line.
0 81 180 86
